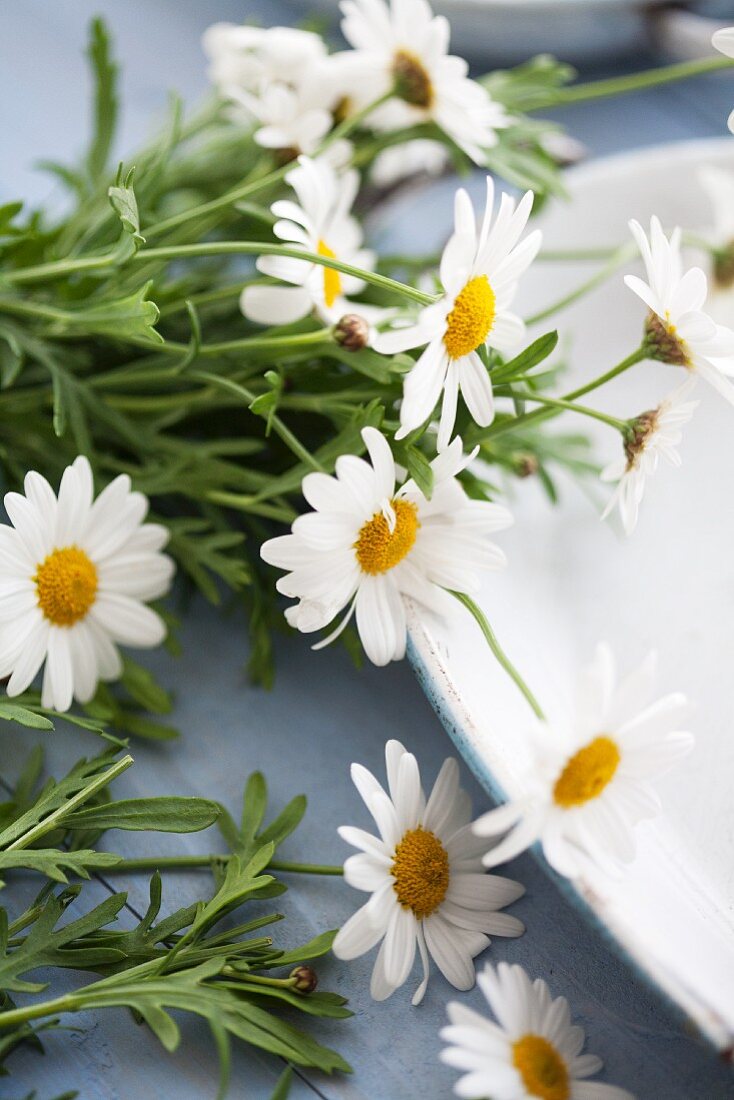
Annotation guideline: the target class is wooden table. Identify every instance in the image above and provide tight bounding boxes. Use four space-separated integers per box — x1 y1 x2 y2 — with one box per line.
2 2 734 1097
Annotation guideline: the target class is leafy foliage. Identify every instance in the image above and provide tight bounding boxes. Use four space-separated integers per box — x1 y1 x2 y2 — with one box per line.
0 747 350 1096
0 19 593 690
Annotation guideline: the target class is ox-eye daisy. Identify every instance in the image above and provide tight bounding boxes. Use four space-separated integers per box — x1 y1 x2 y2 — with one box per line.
374 179 541 448
260 427 511 666
601 377 698 536
626 215 734 405
441 962 635 1100
0 456 174 713
333 740 525 1004
241 155 375 327
337 0 508 164
202 23 327 96
474 644 693 880
712 28 734 133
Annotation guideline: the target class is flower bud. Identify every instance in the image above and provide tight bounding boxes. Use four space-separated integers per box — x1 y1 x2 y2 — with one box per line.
714 244 734 289
290 965 318 994
334 313 370 351
513 453 539 478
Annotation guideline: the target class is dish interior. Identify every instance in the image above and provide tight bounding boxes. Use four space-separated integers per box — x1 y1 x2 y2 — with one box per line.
405 137 734 1048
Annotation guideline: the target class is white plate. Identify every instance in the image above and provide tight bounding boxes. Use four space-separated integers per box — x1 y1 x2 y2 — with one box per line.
408 137 734 1050
293 0 718 63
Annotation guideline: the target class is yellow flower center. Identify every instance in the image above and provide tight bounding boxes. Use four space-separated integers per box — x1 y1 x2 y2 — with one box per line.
354 499 419 575
443 275 496 360
512 1034 570 1100
392 826 450 919
553 735 621 809
317 239 341 310
392 48 434 109
34 546 98 627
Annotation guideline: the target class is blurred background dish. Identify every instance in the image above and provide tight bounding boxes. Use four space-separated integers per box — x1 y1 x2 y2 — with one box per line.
295 0 731 66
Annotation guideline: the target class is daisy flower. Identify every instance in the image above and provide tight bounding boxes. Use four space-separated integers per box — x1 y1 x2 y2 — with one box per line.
202 23 328 96
0 456 174 713
370 138 449 188
601 378 698 536
474 644 693 880
441 962 635 1100
374 179 541 448
712 27 734 133
333 740 525 1004
337 0 508 164
260 427 512 666
626 215 734 405
241 155 375 327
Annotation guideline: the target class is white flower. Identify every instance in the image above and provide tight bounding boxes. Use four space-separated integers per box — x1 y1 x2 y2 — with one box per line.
333 740 525 1004
474 644 693 880
712 27 734 133
0 457 174 713
600 378 698 536
370 138 449 188
699 166 734 327
626 215 734 405
260 427 512 666
241 155 375 327
337 0 508 164
202 23 327 95
441 961 635 1100
374 179 541 448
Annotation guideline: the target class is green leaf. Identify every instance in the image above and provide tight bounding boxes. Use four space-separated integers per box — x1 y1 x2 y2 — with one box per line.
109 165 145 256
0 849 121 884
270 1066 293 1100
120 658 173 715
63 797 221 834
0 325 24 388
493 331 558 384
85 18 119 186
49 281 162 344
0 703 53 731
403 443 434 499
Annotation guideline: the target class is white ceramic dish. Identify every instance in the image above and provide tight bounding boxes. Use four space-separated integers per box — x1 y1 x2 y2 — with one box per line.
294 0 725 64
407 137 734 1051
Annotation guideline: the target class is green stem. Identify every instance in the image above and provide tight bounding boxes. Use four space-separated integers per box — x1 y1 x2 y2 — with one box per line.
527 55 734 110
6 756 134 851
450 591 545 720
507 389 627 432
485 346 647 440
102 854 343 875
131 242 434 306
188 370 324 472
525 242 636 326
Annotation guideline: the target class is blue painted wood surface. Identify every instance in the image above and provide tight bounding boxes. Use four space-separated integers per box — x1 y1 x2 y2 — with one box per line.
2 3 734 1097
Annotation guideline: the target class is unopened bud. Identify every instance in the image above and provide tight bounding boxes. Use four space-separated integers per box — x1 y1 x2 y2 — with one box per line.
290 965 318 994
513 452 539 478
334 313 370 351
643 311 689 366
714 243 734 289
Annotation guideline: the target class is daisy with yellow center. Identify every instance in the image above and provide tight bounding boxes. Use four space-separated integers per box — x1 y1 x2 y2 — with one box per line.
474 644 693 880
241 154 377 327
260 427 512 666
332 740 526 1004
0 456 174 713
374 178 541 448
441 962 635 1100
336 0 508 165
626 216 734 406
